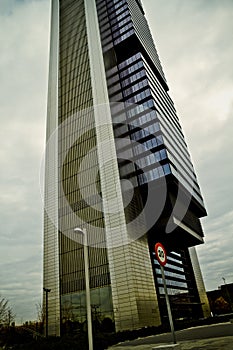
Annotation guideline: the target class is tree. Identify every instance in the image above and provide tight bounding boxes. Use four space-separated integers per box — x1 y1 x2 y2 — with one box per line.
214 296 231 314
36 301 44 334
0 296 8 325
6 308 16 328
36 302 44 324
0 295 15 327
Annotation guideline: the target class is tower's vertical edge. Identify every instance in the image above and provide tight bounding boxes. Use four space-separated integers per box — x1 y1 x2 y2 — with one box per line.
189 247 211 318
43 0 60 337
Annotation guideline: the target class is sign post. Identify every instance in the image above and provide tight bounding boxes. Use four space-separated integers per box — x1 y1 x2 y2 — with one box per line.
155 243 177 344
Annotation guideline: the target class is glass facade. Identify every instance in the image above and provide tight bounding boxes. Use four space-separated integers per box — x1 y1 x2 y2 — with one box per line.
61 286 114 333
58 0 114 335
95 0 209 326
44 0 210 337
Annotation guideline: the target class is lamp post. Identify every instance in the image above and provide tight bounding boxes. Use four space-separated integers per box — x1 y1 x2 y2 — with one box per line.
43 287 51 338
74 227 93 350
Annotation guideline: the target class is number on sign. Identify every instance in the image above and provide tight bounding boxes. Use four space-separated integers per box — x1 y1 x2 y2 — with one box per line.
155 242 167 266
158 248 164 259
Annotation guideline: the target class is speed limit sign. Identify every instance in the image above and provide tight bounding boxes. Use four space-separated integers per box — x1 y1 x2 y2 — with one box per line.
155 242 167 266
154 242 176 344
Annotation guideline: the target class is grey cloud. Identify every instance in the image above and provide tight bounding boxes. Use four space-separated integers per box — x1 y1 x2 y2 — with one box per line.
0 0 49 323
0 255 43 322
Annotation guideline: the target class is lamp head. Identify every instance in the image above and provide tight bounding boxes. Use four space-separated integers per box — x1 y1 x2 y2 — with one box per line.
74 227 84 234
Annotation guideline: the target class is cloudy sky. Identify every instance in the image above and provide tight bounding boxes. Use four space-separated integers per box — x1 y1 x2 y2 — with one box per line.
0 0 233 323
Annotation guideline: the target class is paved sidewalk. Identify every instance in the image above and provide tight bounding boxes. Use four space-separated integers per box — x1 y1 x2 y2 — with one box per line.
108 335 233 350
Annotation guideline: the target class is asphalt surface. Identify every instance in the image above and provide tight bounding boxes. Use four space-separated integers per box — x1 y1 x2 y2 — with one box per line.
108 322 233 350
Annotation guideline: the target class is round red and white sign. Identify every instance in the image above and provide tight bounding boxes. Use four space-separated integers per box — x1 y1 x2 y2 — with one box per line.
155 242 167 266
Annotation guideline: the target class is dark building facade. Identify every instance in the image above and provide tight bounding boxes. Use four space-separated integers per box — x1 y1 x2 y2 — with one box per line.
43 0 210 336
207 283 233 316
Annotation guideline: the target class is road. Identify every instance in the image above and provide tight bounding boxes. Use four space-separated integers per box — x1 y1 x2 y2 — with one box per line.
114 322 233 346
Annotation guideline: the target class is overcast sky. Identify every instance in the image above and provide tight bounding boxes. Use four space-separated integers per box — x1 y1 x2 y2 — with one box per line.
0 0 233 323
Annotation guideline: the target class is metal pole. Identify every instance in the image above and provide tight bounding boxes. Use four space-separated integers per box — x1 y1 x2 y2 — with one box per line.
160 265 177 344
45 291 48 338
82 228 93 350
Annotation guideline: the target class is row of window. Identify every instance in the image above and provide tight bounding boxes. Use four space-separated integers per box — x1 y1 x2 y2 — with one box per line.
140 121 160 134
155 268 186 281
112 22 133 39
138 164 171 185
121 69 146 88
107 0 127 16
126 99 154 118
128 109 157 126
106 0 126 14
108 9 130 27
135 148 167 169
111 15 131 33
114 28 134 45
97 0 124 8
129 122 160 142
157 277 188 289
167 254 183 265
131 132 163 148
125 88 151 104
118 52 141 69
158 286 188 296
119 148 167 177
120 60 144 78
123 78 148 97
98 2 129 22
165 261 185 273
108 3 128 20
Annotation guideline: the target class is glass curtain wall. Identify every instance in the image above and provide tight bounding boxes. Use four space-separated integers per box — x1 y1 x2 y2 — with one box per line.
59 0 114 334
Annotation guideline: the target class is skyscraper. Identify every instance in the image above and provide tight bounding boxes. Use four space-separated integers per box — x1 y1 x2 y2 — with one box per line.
43 0 210 336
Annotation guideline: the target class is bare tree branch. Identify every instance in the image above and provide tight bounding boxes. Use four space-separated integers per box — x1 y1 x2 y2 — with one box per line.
36 302 44 324
0 295 15 326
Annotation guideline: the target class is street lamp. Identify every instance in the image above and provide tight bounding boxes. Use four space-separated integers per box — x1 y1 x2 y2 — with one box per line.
43 287 51 338
74 227 93 350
